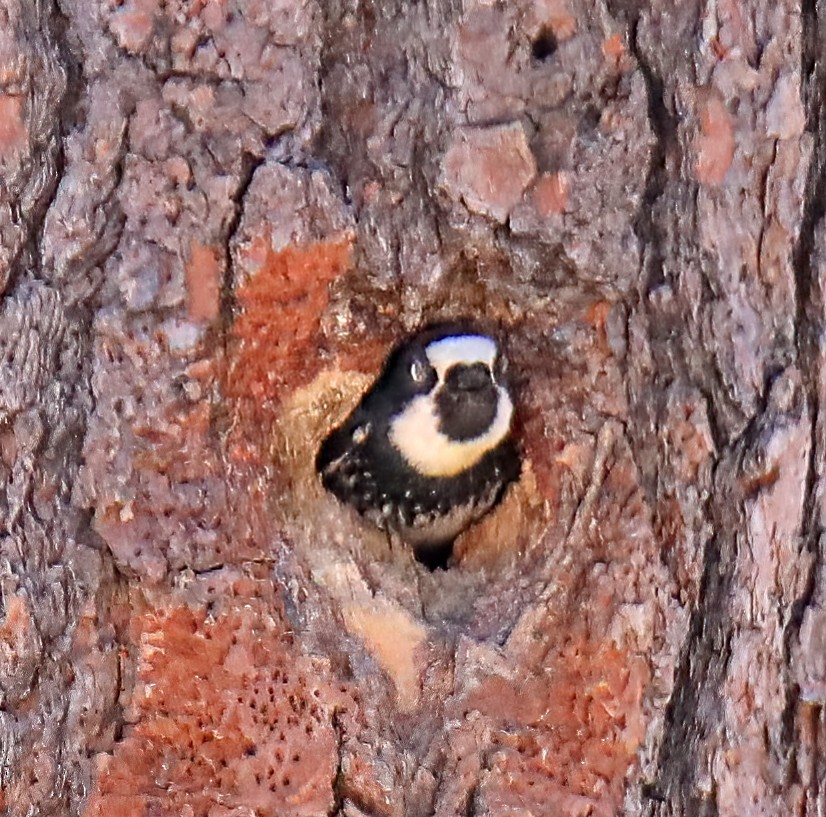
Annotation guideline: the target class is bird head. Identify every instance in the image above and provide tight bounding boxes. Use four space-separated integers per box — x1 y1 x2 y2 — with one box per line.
366 324 514 479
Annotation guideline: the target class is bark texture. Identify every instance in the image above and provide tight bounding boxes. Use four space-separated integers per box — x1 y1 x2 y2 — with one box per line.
0 0 824 815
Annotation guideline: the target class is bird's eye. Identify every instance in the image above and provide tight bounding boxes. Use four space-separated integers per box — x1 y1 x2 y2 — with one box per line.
410 359 428 383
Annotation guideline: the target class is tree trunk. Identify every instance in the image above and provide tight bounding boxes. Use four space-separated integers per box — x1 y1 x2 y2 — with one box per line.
0 0 823 815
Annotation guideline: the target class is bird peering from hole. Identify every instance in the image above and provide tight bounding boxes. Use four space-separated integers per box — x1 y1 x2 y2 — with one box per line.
315 322 521 568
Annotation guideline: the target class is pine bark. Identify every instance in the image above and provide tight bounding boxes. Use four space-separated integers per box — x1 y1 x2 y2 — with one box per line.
0 0 824 815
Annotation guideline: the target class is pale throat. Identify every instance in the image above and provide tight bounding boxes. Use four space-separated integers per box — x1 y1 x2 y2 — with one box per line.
388 387 513 478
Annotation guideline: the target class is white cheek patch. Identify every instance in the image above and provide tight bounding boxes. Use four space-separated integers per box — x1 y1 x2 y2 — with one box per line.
388 387 513 478
424 335 497 380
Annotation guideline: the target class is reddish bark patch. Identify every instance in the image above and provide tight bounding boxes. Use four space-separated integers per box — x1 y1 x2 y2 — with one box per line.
185 241 221 322
548 12 577 40
0 96 28 156
0 596 38 694
584 298 614 350
532 171 570 216
108 4 156 52
463 636 648 815
0 595 33 646
695 93 735 186
521 420 567 505
84 589 351 817
668 400 715 483
332 332 392 376
226 237 352 403
441 124 537 223
602 33 625 65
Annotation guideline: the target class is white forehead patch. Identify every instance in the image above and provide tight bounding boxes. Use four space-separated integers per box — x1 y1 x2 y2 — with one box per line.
424 335 497 379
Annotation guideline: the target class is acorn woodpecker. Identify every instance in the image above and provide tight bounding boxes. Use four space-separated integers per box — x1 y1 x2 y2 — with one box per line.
316 322 521 568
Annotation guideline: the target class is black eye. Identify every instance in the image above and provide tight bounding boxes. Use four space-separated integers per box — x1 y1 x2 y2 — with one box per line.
410 358 428 384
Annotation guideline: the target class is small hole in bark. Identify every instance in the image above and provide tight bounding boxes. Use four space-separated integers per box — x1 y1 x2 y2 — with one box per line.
531 28 557 60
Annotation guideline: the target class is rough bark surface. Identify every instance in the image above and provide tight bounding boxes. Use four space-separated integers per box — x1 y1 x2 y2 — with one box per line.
0 0 823 815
